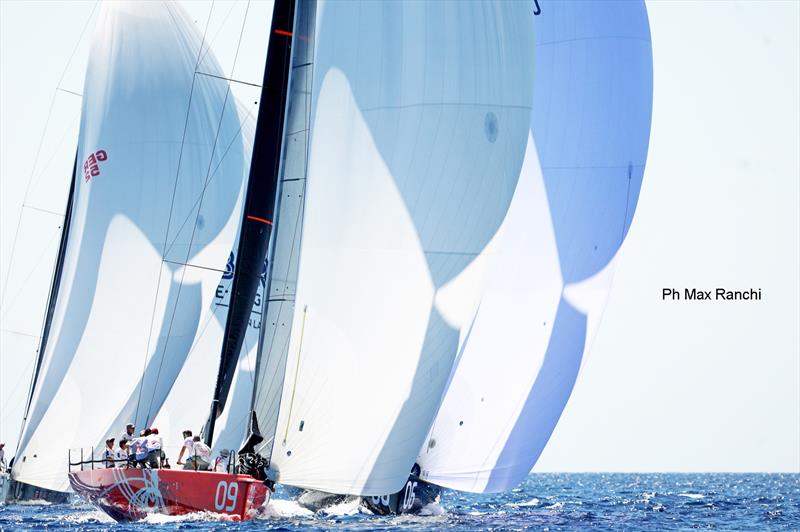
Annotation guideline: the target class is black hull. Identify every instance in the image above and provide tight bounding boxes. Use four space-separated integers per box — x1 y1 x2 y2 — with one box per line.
10 480 71 504
363 475 441 515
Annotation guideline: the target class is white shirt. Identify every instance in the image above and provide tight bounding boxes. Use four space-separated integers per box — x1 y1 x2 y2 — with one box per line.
133 437 148 460
120 431 135 443
182 437 195 459
114 448 128 466
102 447 115 467
213 454 230 472
147 434 163 452
194 441 212 461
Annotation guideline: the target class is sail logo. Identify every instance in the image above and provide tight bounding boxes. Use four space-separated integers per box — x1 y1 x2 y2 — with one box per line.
223 252 235 280
83 149 108 182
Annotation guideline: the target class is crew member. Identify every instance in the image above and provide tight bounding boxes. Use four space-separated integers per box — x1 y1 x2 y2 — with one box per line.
133 429 151 467
120 423 135 444
146 428 163 468
0 443 6 473
213 449 231 473
177 430 194 468
115 440 129 468
102 438 115 468
190 436 212 471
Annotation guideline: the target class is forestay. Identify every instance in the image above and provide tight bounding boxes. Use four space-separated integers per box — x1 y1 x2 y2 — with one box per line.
417 0 654 493
13 2 246 491
265 0 535 495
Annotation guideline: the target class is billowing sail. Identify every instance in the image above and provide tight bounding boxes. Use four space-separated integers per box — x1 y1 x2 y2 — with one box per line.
12 2 247 491
261 0 535 495
416 0 654 493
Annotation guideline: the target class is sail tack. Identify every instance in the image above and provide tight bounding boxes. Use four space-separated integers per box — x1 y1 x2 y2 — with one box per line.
13 1 247 491
416 0 654 493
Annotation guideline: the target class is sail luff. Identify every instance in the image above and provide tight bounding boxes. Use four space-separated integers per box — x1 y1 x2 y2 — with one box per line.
204 0 297 446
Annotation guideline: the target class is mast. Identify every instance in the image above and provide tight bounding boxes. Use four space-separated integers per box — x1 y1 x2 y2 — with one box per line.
16 154 77 453
204 0 297 446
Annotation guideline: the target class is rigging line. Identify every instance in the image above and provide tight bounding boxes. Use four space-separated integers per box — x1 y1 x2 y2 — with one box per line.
26 106 82 196
195 71 262 88
21 204 65 217
0 0 97 315
162 102 257 258
144 0 253 421
0 354 38 419
56 87 82 97
135 0 216 425
0 225 62 323
196 0 242 66
162 260 227 274
0 329 41 339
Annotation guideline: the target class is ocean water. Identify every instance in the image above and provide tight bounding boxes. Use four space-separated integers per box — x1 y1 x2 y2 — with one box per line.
1 473 797 531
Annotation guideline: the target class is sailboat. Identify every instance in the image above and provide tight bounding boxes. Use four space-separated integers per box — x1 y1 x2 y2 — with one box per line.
365 0 655 513
11 0 248 507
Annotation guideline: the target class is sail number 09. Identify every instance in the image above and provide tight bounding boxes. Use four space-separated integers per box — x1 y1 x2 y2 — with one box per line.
214 480 239 512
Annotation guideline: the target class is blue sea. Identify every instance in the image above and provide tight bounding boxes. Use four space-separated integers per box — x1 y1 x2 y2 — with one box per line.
1 473 798 530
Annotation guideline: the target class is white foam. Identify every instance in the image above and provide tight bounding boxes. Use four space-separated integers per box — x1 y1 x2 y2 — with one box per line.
508 497 541 507
317 497 363 516
62 510 115 524
678 493 705 499
14 499 52 506
261 498 315 518
418 502 445 516
140 510 236 524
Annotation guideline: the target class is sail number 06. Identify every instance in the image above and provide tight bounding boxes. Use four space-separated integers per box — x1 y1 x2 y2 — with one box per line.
214 480 239 512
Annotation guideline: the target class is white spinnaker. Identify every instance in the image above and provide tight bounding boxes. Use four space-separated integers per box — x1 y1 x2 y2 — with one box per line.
12 2 246 491
417 0 654 493
268 0 535 495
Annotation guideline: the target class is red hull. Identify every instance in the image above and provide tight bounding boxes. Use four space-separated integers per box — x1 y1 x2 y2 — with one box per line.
68 468 269 522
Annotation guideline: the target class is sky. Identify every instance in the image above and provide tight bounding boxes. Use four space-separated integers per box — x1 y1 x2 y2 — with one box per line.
1 0 798 473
